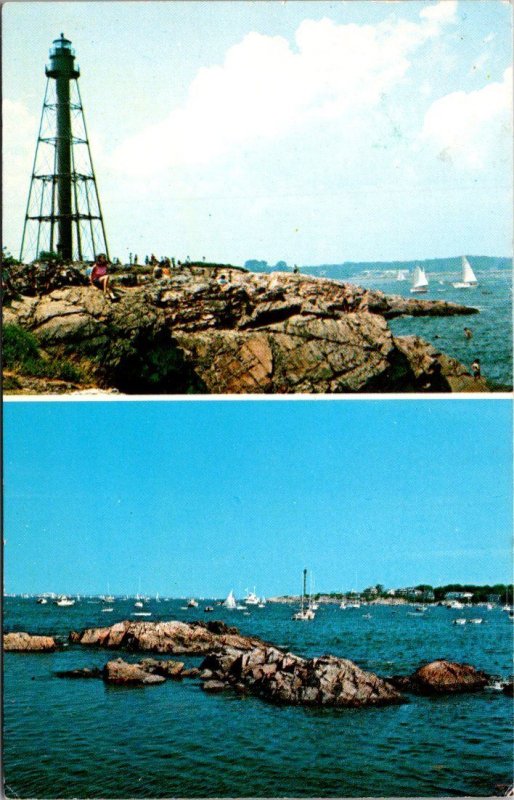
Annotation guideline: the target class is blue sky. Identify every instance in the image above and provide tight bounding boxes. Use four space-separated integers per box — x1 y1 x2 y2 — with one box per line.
4 399 512 597
3 0 512 265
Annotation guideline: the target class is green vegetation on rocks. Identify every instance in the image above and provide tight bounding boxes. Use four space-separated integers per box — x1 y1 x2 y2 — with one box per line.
2 323 83 384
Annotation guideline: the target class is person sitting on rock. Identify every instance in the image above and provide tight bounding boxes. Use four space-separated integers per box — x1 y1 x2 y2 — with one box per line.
471 359 481 379
90 254 115 299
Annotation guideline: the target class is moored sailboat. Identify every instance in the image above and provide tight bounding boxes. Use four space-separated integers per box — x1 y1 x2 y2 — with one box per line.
292 569 315 621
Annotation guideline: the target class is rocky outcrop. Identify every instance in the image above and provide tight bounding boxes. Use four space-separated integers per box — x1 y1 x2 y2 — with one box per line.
55 658 196 683
103 658 166 685
58 621 505 709
65 618 403 707
389 660 490 694
199 645 403 707
3 632 57 652
69 619 264 655
3 267 484 394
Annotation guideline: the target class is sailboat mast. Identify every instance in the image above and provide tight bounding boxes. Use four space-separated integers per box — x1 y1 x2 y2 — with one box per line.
302 568 307 612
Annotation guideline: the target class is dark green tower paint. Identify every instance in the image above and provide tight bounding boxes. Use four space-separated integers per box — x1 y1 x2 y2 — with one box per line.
45 34 79 260
21 35 108 262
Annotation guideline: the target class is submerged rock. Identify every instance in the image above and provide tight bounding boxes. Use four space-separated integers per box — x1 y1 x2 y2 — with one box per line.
55 667 103 679
389 660 490 694
3 268 483 394
4 632 57 652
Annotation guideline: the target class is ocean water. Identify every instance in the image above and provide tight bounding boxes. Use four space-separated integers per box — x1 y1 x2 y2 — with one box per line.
3 597 513 798
348 269 512 389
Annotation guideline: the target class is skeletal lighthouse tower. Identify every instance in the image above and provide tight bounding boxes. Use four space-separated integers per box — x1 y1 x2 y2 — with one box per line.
20 34 109 262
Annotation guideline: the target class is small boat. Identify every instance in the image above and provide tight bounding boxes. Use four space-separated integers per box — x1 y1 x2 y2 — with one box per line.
37 597 48 605
204 606 214 613
452 256 477 288
236 604 246 610
132 611 151 617
469 618 483 624
396 269 409 281
453 618 467 625
293 607 315 620
410 266 429 293
292 568 315 621
101 595 115 604
102 607 114 613
447 600 464 609
55 596 75 607
134 600 144 608
223 590 237 610
244 589 260 605
362 613 372 619
187 598 199 608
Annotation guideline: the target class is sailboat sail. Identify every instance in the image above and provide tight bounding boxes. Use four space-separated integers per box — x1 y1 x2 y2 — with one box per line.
223 590 237 609
410 266 428 292
461 257 477 284
452 256 478 288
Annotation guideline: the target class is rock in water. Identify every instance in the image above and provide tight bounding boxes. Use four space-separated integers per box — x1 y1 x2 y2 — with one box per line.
3 269 483 394
103 658 166 685
389 660 490 694
69 619 265 655
55 667 103 679
201 646 403 708
4 632 56 652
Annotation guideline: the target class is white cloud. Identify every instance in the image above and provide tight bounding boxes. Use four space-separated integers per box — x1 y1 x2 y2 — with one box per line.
3 99 37 178
419 66 513 168
419 0 458 25
2 99 38 248
111 1 458 177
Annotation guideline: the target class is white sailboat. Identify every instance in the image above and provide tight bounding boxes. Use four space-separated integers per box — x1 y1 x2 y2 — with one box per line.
452 256 477 288
410 266 429 293
292 569 315 621
396 269 409 281
223 590 237 609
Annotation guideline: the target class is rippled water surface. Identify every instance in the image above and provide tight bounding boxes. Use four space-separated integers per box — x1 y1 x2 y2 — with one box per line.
349 270 512 388
3 598 513 798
